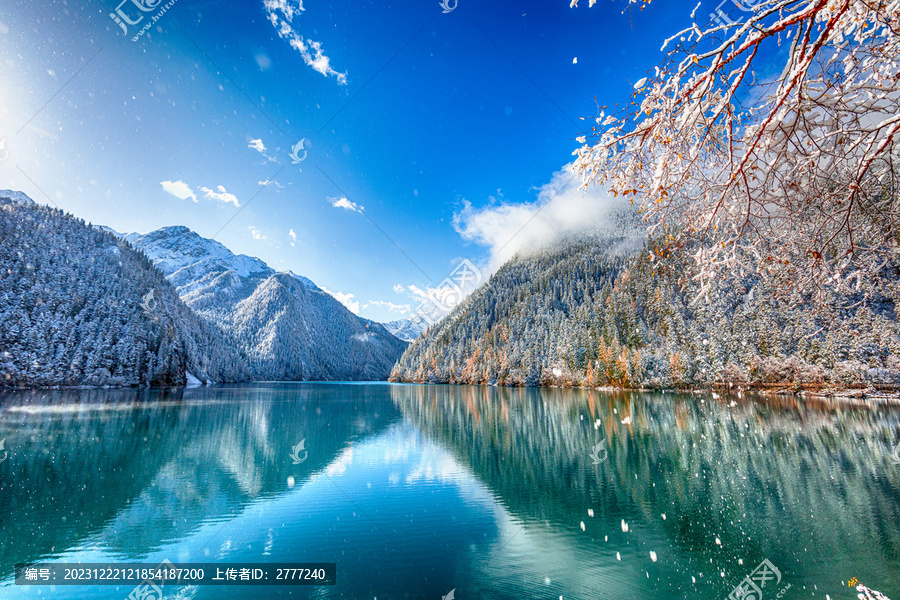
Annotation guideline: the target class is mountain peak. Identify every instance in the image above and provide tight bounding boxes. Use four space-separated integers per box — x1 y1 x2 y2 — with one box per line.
0 190 36 205
156 224 195 236
125 226 270 279
384 314 431 342
126 224 407 380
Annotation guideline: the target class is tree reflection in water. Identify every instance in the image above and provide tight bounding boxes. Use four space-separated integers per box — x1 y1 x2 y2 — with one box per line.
392 385 900 597
0 384 896 599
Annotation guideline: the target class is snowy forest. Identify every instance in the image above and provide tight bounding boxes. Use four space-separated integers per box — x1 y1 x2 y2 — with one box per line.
0 192 249 387
0 192 406 387
391 232 900 388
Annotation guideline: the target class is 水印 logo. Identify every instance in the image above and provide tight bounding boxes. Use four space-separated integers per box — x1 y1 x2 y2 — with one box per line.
589 440 608 465
289 139 307 164
289 439 308 464
710 0 759 27
726 559 790 600
109 0 180 42
140 289 158 315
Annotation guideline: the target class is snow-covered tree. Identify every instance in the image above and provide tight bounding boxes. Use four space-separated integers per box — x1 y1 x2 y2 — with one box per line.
390 230 900 388
571 0 900 300
0 192 250 387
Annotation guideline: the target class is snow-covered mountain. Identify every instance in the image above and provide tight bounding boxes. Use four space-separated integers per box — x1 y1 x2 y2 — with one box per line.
125 226 276 280
125 226 407 381
0 192 249 387
0 189 35 206
391 235 900 387
384 313 431 342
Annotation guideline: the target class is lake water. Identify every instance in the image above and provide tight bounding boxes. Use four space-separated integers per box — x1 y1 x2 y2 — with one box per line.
0 383 898 600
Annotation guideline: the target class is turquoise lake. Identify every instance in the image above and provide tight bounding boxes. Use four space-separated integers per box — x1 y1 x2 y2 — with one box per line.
0 383 898 599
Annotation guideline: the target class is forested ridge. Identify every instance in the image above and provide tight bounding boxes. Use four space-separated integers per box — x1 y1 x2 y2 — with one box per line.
5 187 897 390
0 193 249 387
391 234 900 388
0 191 407 387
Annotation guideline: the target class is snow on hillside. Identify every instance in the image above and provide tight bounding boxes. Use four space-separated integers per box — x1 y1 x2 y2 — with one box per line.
124 226 272 279
391 235 900 388
122 226 321 291
0 190 36 205
0 194 249 387
384 313 431 342
126 225 407 381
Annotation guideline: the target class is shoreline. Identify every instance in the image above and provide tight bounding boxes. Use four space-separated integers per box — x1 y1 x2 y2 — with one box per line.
4 381 899 406
388 379 900 405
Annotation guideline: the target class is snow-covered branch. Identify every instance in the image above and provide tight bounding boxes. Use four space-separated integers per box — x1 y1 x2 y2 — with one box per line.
572 0 900 301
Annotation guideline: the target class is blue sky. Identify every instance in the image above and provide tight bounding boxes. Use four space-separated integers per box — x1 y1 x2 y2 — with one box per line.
0 0 694 322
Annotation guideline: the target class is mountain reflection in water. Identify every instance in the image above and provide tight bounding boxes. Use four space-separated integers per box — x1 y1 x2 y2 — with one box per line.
0 384 897 599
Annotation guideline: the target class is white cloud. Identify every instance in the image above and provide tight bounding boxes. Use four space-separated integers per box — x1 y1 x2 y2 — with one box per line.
264 0 303 21
248 138 267 153
288 228 297 246
249 226 266 240
369 300 411 314
263 0 347 85
199 185 241 207
160 180 197 203
453 163 624 271
258 179 284 189
329 196 364 213
405 284 428 300
249 138 276 162
163 180 244 208
322 287 360 315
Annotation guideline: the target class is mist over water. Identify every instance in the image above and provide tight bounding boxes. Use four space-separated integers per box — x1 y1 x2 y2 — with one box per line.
0 384 897 599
